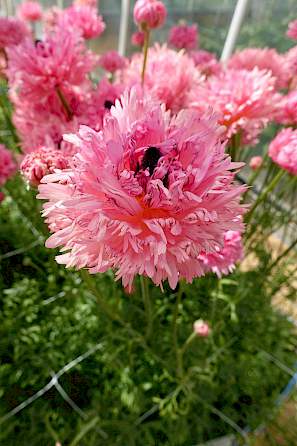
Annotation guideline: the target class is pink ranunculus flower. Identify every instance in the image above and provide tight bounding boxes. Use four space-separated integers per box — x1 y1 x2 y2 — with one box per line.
119 44 203 113
38 88 246 291
189 68 278 146
131 31 145 47
190 49 221 77
99 51 127 73
249 156 263 170
6 29 96 103
276 91 297 125
18 1 42 22
199 230 244 278
20 146 71 186
228 48 289 89
0 144 16 186
57 5 105 40
168 23 198 50
287 19 297 40
193 320 210 337
269 128 297 176
0 17 29 48
134 0 167 29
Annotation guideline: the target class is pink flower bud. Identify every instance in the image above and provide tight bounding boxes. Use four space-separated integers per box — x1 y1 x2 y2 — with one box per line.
134 0 167 30
249 156 263 170
99 50 127 73
193 319 210 337
131 31 145 47
18 1 42 22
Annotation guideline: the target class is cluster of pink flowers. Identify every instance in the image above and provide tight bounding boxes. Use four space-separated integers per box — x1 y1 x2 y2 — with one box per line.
38 89 246 290
168 23 198 50
269 129 297 176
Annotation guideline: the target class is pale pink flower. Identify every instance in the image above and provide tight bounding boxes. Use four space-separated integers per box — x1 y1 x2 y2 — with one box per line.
193 320 210 337
6 30 96 103
99 51 127 73
249 156 263 170
18 1 42 22
134 0 167 29
0 17 29 48
276 91 297 125
0 144 16 185
57 5 105 40
131 31 145 47
269 128 297 176
168 23 198 50
199 230 244 277
120 44 203 113
38 88 246 290
287 19 297 40
20 147 70 186
190 49 221 77
228 48 289 89
189 68 278 146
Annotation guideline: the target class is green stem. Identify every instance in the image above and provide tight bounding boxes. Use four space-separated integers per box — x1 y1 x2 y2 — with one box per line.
245 169 286 225
266 238 297 273
177 332 197 378
140 276 153 341
0 91 19 148
56 86 73 121
141 26 150 86
228 132 241 161
172 283 183 376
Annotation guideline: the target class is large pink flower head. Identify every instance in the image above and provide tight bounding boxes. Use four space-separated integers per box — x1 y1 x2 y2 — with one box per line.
20 146 71 186
287 19 297 40
57 5 105 40
228 48 289 89
168 23 198 50
134 0 167 29
99 51 127 73
276 91 297 126
6 29 96 104
199 230 243 277
0 17 29 49
190 49 221 77
38 88 246 290
18 1 42 22
269 128 297 176
120 44 203 113
0 144 16 186
189 68 278 146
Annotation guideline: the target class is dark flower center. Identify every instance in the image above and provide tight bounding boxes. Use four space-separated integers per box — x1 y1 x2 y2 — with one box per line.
34 39 42 47
104 100 114 110
141 146 161 175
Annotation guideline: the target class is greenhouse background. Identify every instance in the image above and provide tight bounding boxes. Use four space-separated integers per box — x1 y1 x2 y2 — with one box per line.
0 0 297 445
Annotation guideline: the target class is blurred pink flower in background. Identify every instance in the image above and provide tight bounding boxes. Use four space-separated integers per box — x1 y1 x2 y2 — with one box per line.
168 23 198 50
193 320 210 337
199 230 244 278
0 191 5 203
190 49 221 77
269 128 297 175
120 44 203 113
21 147 70 186
0 17 29 48
131 31 145 47
43 6 62 31
228 48 289 89
276 91 297 125
190 68 278 146
134 0 167 29
284 45 297 84
0 144 16 186
38 88 246 290
249 156 263 170
17 1 42 22
287 19 297 40
99 51 127 73
57 4 105 40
